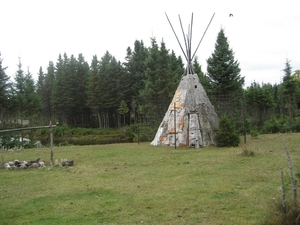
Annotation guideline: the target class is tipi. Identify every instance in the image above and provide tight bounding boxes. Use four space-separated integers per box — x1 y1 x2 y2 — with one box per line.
151 13 219 147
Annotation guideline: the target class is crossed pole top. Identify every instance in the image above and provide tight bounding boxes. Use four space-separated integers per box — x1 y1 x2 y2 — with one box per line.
165 12 215 75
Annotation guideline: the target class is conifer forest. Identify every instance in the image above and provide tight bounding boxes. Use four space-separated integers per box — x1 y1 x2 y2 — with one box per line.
0 29 300 142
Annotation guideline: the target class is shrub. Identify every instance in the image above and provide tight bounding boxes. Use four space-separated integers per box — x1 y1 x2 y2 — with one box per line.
216 115 240 147
264 195 300 225
126 123 156 142
250 125 259 138
53 124 69 136
58 141 72 146
289 120 300 132
261 116 285 133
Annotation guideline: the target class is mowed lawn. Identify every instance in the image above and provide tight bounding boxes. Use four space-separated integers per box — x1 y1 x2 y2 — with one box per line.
1 133 300 225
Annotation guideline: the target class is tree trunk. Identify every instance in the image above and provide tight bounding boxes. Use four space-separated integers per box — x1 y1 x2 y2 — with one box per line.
97 111 101 128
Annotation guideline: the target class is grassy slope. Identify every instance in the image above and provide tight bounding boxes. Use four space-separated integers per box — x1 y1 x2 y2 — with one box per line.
1 133 300 225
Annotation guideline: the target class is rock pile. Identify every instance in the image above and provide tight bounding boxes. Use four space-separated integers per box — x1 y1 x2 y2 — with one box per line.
61 159 74 166
4 158 45 169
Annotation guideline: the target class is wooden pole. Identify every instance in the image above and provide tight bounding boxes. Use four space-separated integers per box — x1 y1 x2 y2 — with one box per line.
138 114 140 145
174 102 176 149
281 168 286 213
243 90 247 144
280 133 297 207
187 113 190 147
50 121 54 162
0 125 56 133
196 113 203 147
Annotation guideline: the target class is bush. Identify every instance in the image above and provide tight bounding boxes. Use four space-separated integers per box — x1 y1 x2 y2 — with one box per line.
289 120 300 132
53 124 69 136
58 141 72 146
126 123 157 142
261 116 285 133
216 115 240 147
250 125 259 138
264 196 300 225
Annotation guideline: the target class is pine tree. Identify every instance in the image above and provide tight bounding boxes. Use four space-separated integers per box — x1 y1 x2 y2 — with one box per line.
282 59 297 119
245 82 275 124
52 53 75 125
140 38 184 124
0 53 11 126
43 62 55 122
23 68 41 125
140 38 169 119
14 58 26 125
124 40 148 100
87 55 102 128
169 50 184 89
73 53 90 126
206 28 244 116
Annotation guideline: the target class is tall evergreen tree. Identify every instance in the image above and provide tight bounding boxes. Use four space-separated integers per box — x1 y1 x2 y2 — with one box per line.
282 59 297 119
87 55 102 128
124 40 148 100
140 38 179 122
206 28 244 116
14 58 26 125
293 70 300 110
169 50 184 87
74 54 90 126
140 38 164 119
23 68 41 125
52 53 75 125
43 62 55 122
245 82 275 124
36 66 47 123
0 53 11 126
207 28 244 95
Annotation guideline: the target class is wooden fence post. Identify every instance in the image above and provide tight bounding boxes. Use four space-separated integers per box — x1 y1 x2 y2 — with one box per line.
281 168 286 213
174 102 176 149
280 133 297 208
50 121 54 162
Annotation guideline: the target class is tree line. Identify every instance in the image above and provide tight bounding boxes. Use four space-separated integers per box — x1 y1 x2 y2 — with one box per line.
0 38 183 129
0 29 300 135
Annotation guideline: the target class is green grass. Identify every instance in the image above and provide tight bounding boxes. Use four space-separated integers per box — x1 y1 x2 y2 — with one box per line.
1 133 300 224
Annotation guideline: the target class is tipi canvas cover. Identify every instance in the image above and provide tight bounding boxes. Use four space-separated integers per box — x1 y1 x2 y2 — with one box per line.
151 73 218 147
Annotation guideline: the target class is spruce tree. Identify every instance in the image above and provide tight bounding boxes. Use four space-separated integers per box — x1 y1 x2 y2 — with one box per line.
0 53 11 126
140 38 173 119
14 58 26 125
73 53 90 126
87 55 103 128
206 28 244 116
23 69 41 125
282 59 297 119
124 40 148 100
44 62 55 122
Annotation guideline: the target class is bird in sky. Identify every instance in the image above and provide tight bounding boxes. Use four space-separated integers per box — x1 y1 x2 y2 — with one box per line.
229 14 233 17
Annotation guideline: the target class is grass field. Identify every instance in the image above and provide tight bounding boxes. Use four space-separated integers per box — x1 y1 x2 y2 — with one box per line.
1 133 300 224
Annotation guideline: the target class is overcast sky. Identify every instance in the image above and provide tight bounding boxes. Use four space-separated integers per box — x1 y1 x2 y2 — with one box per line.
1 0 299 87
